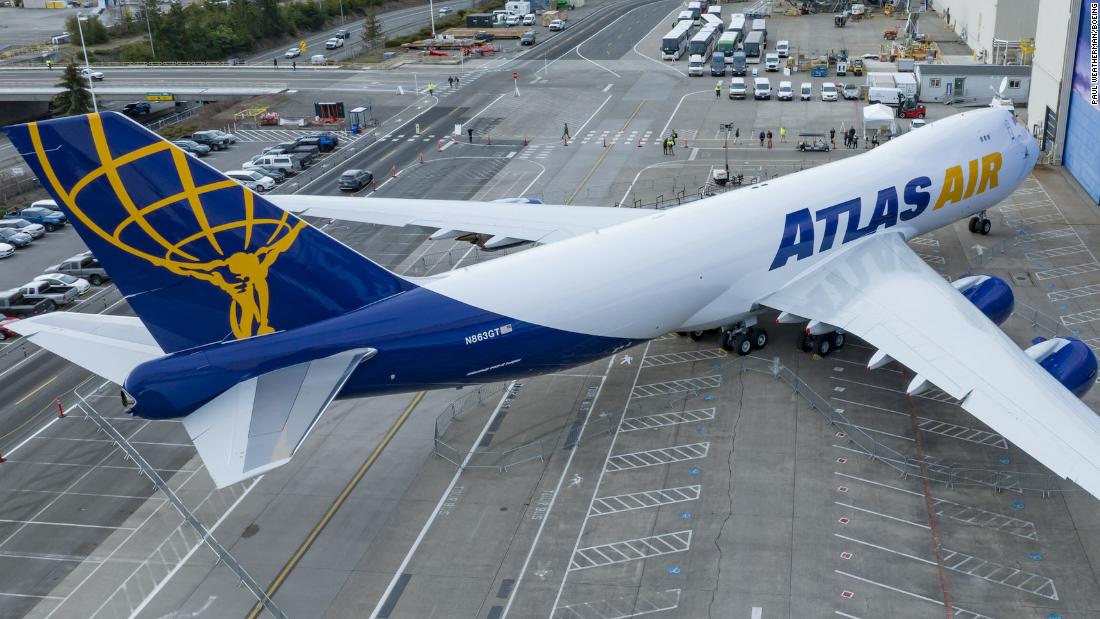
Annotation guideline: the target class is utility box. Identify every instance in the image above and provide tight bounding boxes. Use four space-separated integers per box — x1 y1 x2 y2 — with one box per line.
466 13 494 28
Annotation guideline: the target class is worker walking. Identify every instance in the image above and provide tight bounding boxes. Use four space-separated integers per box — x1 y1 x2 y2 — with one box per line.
734 127 740 144
273 58 278 68
292 60 296 71
427 82 435 95
779 126 787 143
468 128 474 143
759 130 765 147
562 122 570 146
715 82 721 98
829 127 837 149
46 59 52 70
448 76 454 88
767 130 773 149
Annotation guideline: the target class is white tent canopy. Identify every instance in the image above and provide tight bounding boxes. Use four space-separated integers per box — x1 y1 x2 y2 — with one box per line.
862 103 898 138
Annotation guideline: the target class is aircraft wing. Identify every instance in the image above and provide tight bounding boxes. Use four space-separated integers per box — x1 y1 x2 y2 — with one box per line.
267 195 651 244
182 347 375 488
9 314 163 385
762 232 1100 498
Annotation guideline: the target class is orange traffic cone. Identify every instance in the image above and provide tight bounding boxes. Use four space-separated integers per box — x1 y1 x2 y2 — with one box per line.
391 164 397 177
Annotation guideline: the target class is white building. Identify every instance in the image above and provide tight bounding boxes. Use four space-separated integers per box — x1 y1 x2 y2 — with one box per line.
933 0 1039 63
914 63 1031 103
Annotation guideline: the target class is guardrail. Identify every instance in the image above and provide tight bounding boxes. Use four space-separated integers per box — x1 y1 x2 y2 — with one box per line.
738 355 1068 496
432 383 547 473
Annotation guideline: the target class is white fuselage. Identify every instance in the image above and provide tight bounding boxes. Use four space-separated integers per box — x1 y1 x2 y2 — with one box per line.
424 108 1037 339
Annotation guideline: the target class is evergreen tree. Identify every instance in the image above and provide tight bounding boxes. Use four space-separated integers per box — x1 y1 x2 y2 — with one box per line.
52 62 92 116
363 3 383 47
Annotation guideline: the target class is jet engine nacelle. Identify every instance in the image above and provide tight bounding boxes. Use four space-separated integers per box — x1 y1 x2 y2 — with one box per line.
1026 337 1098 398
952 274 1013 326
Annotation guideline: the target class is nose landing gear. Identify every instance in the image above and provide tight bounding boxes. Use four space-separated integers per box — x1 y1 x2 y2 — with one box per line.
969 211 992 236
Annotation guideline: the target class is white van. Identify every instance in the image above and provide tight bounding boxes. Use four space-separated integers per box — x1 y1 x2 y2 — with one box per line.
765 52 780 71
688 54 705 76
728 77 747 99
799 82 812 100
868 86 904 105
311 54 328 65
753 77 771 99
820 82 838 101
522 13 536 26
776 40 789 58
777 80 793 100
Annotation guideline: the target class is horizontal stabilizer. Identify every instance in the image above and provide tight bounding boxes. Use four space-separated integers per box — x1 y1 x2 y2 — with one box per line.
183 347 375 488
10 314 163 385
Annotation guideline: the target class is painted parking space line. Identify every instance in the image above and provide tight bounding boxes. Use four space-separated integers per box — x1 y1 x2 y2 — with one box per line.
835 570 991 619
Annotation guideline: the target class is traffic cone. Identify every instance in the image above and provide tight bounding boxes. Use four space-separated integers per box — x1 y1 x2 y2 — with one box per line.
486 134 492 145
636 136 642 148
419 152 424 164
57 397 64 418
371 179 377 190
0 451 6 463
391 164 397 177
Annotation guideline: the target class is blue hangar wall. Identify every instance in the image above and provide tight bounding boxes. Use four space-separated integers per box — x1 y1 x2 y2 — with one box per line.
1064 0 1100 204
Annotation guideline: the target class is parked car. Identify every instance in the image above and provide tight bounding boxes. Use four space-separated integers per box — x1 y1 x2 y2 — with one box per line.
325 37 344 49
474 31 495 41
45 253 110 285
521 30 537 45
753 77 771 100
251 165 287 183
522 13 536 25
122 101 151 115
820 82 838 101
0 314 19 341
910 118 927 130
0 228 32 248
338 168 374 191
6 202 66 231
0 243 13 259
18 280 78 307
295 135 335 153
0 219 44 239
208 129 238 144
34 272 90 295
800 82 812 100
0 290 52 316
191 131 231 150
285 47 301 58
226 170 276 192
777 80 793 101
842 83 861 100
78 67 104 81
764 52 780 71
505 14 521 26
548 19 564 31
172 140 211 156
304 130 340 147
248 153 303 173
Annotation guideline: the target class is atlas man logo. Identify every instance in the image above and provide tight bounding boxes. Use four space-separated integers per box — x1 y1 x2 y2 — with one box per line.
26 114 304 339
770 152 1002 270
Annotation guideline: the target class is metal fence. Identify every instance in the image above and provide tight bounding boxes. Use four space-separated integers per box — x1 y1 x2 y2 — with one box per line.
738 355 1069 496
432 383 547 473
71 386 286 618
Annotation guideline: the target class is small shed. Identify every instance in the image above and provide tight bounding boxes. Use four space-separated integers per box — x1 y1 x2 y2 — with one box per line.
913 63 1031 103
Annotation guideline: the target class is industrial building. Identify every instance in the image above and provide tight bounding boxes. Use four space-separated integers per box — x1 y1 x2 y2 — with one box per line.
932 0 1040 63
914 62 1031 103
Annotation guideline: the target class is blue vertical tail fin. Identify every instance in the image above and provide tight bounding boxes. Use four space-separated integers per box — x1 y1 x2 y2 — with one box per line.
5 112 414 353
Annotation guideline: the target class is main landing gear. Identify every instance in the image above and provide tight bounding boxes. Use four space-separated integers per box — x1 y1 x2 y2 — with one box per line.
968 210 992 236
679 319 769 356
799 330 846 356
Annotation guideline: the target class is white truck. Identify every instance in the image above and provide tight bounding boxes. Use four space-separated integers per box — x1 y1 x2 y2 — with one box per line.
18 280 79 307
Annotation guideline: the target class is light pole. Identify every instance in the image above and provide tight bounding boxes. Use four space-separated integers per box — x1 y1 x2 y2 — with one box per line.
429 0 436 37
719 122 734 178
339 0 345 25
143 0 156 58
76 14 98 113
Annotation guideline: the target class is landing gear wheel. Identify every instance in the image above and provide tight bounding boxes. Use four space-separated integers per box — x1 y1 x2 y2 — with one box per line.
752 328 769 350
799 333 814 352
736 335 752 356
815 334 832 356
979 218 992 235
689 330 707 342
968 216 980 233
832 331 845 350
720 330 736 352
